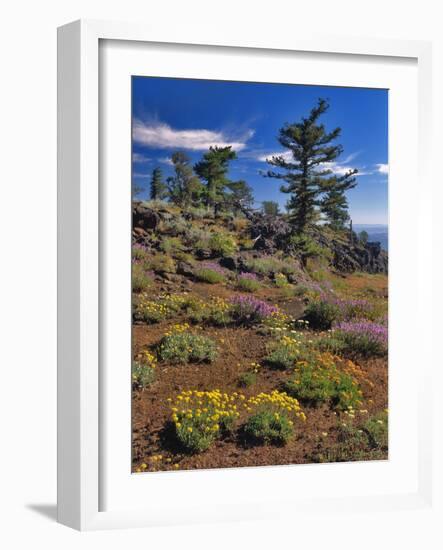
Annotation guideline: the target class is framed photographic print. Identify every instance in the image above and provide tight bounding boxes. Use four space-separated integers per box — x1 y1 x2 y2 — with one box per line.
57 20 434 531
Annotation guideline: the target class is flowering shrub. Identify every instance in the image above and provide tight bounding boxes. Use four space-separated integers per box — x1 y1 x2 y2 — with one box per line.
230 295 278 324
132 353 156 389
334 320 388 357
243 390 305 445
132 264 154 293
133 293 191 323
186 296 233 326
168 390 241 452
158 326 217 364
208 233 237 257
274 272 289 288
194 262 227 284
284 352 364 410
265 335 301 370
236 272 261 292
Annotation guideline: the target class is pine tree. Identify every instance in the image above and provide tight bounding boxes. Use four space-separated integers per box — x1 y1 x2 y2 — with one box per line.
320 170 357 230
167 152 203 207
262 201 280 216
194 146 237 215
226 179 254 214
265 98 356 234
150 167 168 200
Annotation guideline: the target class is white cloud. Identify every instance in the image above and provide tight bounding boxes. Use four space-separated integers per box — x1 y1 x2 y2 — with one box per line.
158 157 173 166
132 153 150 163
256 151 294 163
256 151 366 176
132 172 151 178
133 120 253 151
376 163 389 174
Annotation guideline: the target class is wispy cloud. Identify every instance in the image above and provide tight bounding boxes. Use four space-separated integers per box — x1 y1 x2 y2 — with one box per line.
133 120 254 151
376 163 389 175
132 172 151 178
132 153 151 163
158 157 173 166
255 150 368 176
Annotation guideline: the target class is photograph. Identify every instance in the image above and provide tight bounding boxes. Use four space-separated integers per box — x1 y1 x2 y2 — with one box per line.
131 76 389 473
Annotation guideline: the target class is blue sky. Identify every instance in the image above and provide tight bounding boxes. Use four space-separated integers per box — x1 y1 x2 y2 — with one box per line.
132 77 388 224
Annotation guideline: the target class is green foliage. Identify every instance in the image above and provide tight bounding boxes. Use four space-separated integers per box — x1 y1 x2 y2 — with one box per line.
237 371 257 388
312 411 388 463
243 256 296 277
226 179 254 213
274 272 289 288
132 361 156 389
303 299 339 330
289 234 332 266
262 200 280 216
194 268 226 284
333 331 387 357
144 253 176 274
158 332 217 364
186 296 233 326
208 232 237 256
167 151 203 207
364 410 388 449
285 363 361 410
236 277 260 293
194 146 237 215
243 410 294 445
265 342 299 370
159 236 184 255
265 99 357 234
132 264 153 293
150 167 168 200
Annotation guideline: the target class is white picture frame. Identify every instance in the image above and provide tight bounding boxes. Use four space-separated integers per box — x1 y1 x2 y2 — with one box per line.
57 19 434 531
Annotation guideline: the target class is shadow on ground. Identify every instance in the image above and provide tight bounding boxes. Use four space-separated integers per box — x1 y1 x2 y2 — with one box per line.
26 504 57 522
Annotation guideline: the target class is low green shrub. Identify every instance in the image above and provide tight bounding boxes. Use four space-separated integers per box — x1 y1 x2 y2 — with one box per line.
265 342 299 370
132 359 156 389
132 264 153 293
284 353 363 410
159 236 184 255
194 268 226 284
145 253 176 274
208 233 237 257
236 273 260 292
303 299 339 330
158 330 217 364
237 371 257 388
364 410 388 449
243 410 294 445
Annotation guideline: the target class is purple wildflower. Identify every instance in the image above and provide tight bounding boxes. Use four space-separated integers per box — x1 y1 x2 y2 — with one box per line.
230 294 278 322
335 320 388 347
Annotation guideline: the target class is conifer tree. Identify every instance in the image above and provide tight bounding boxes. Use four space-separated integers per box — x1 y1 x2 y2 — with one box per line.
167 152 203 207
226 179 254 214
194 146 237 215
265 98 357 234
149 167 168 200
262 201 280 216
320 170 357 230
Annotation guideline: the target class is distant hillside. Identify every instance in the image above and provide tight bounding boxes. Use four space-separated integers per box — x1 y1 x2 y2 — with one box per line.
353 224 388 251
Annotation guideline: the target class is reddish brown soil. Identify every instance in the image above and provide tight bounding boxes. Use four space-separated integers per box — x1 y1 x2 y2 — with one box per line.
132 277 388 473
